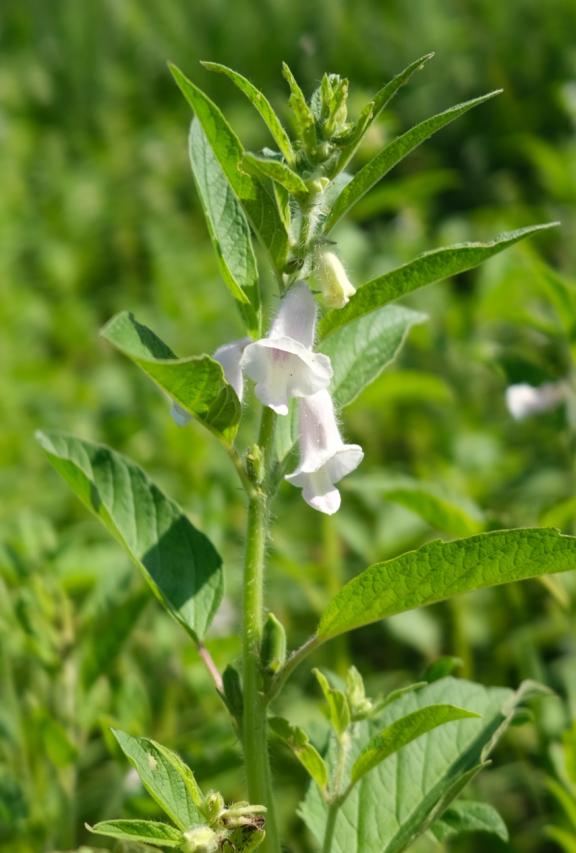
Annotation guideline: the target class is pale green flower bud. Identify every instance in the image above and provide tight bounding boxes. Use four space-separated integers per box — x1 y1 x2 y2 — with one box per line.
316 251 356 309
182 824 219 853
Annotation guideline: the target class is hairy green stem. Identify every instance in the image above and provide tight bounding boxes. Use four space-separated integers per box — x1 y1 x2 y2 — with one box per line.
242 407 281 853
322 732 350 853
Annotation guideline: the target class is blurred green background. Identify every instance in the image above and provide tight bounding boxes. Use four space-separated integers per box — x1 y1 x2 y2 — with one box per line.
2 0 576 850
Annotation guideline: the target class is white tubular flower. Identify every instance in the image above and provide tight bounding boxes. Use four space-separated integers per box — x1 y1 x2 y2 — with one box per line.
171 337 250 426
240 283 332 416
316 250 356 309
213 337 251 401
286 389 363 514
505 381 567 420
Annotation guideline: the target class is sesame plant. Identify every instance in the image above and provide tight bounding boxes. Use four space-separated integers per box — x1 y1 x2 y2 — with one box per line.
36 57 576 852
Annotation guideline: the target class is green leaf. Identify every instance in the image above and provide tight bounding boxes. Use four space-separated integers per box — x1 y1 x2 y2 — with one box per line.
326 90 500 231
36 431 223 642
344 474 484 537
101 311 240 444
88 819 183 848
318 528 576 641
201 61 295 164
189 118 260 336
351 704 479 784
112 729 203 830
334 53 435 175
431 800 509 842
318 223 559 337
282 62 316 148
269 716 328 790
170 63 289 268
321 305 427 407
300 677 535 853
241 151 308 195
314 669 350 736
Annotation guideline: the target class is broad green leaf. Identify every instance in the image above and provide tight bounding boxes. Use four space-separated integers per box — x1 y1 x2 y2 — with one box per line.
320 305 427 407
241 152 308 195
189 118 260 336
431 800 509 842
282 62 316 148
300 677 535 853
112 729 203 830
318 528 576 641
344 473 484 537
334 53 435 175
326 90 500 231
36 431 223 642
170 63 289 268
101 311 240 444
314 669 350 736
201 61 295 163
318 223 559 337
351 704 479 784
88 819 183 848
269 716 328 790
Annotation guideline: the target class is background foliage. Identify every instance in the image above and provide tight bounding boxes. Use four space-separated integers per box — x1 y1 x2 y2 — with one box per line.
1 0 576 850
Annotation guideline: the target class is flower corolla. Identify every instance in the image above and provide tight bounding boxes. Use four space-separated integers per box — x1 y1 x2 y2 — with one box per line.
240 283 332 415
286 389 363 514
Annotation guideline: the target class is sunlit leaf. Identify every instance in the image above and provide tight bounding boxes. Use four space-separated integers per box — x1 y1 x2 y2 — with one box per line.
319 223 559 337
318 528 576 641
37 431 223 642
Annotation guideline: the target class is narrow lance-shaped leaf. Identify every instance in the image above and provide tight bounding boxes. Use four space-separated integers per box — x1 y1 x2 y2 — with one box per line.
282 62 317 148
189 118 261 336
319 223 559 338
318 528 576 641
201 61 295 164
112 729 203 830
269 717 329 790
88 820 183 848
36 431 223 642
334 53 434 175
350 704 480 784
241 152 309 195
314 669 350 736
169 63 289 268
101 311 240 444
326 89 501 231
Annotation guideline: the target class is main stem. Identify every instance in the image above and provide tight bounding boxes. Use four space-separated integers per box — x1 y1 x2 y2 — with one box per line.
242 407 280 853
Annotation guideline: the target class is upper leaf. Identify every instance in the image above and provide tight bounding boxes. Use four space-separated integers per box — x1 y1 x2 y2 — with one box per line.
320 304 427 407
170 63 289 268
350 704 480 784
241 152 308 195
88 819 183 848
325 90 501 231
319 223 559 337
36 431 223 642
201 61 295 163
333 53 435 175
112 729 203 830
189 118 261 336
318 528 576 640
101 311 241 444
